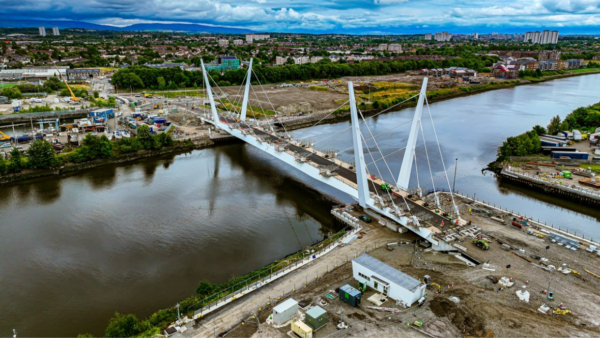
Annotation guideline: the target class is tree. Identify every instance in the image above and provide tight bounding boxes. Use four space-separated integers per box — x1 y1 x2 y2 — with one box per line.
27 140 57 169
136 125 157 149
43 77 64 91
196 280 216 295
82 134 113 159
547 115 561 135
7 147 23 173
285 57 295 65
157 76 166 89
93 91 100 98
532 125 546 136
156 133 173 147
0 156 6 175
2 87 22 99
104 313 143 337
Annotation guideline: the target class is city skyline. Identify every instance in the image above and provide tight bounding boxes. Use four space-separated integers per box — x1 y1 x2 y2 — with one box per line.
2 0 600 34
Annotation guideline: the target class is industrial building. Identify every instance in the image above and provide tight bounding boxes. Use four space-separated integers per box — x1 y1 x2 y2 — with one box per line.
272 298 298 325
67 68 101 81
352 254 426 306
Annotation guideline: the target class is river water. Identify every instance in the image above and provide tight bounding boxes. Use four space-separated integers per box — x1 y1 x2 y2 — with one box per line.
1 74 600 336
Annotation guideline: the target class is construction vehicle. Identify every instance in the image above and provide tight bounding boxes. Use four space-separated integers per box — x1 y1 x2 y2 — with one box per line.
472 239 489 250
381 182 391 192
154 103 163 109
49 57 80 102
424 275 441 292
553 308 571 315
413 321 422 327
143 93 153 98
0 131 11 141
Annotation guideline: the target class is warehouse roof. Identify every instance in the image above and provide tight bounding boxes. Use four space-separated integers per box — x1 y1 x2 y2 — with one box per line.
353 254 423 292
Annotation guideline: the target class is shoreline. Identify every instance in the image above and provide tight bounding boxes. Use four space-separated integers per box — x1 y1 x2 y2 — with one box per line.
276 70 600 131
0 137 216 186
3 70 600 186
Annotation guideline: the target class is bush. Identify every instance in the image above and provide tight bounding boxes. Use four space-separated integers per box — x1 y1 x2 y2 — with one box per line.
27 140 58 169
104 313 144 338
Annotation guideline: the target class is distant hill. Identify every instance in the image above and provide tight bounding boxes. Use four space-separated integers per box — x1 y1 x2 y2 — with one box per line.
0 20 254 34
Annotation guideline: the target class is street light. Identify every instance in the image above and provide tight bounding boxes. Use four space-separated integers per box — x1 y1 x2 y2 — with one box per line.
176 303 181 322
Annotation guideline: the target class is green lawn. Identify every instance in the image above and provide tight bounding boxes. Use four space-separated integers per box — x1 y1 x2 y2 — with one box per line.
0 82 19 89
571 68 600 74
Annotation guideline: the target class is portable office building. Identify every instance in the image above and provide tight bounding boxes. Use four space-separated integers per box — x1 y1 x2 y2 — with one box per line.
352 254 426 306
292 320 313 338
339 284 362 307
272 298 298 325
305 306 327 331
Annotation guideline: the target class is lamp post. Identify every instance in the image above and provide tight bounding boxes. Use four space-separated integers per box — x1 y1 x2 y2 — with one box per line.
176 303 181 322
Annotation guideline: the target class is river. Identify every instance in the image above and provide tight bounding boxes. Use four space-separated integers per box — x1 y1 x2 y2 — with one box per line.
1 74 600 336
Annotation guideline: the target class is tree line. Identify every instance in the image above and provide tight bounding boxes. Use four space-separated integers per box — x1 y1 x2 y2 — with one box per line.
111 55 497 90
0 126 178 176
496 101 600 161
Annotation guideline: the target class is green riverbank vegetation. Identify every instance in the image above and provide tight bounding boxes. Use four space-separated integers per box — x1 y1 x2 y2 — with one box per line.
0 125 183 176
494 101 600 165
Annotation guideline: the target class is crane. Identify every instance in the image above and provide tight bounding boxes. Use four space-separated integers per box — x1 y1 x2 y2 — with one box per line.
49 56 80 102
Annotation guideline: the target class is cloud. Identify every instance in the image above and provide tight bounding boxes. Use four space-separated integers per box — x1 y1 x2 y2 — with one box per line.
1 0 600 32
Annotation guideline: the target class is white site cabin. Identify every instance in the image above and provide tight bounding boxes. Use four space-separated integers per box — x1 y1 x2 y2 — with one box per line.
352 254 426 306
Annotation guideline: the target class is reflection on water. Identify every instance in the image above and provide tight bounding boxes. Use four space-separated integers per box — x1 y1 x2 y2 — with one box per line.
0 145 338 337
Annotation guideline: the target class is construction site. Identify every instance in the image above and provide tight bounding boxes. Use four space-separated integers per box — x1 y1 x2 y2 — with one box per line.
166 192 600 338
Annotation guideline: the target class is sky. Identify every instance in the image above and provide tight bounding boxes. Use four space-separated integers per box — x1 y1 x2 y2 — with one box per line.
1 0 600 34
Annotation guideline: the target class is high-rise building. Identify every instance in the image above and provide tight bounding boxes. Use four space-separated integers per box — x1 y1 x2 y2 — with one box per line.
39 26 46 36
245 34 270 43
387 44 402 53
473 32 479 40
434 32 452 42
424 33 432 40
524 30 558 44
52 27 60 36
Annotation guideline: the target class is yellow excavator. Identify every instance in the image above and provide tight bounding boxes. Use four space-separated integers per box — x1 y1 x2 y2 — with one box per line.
49 56 81 102
0 131 11 141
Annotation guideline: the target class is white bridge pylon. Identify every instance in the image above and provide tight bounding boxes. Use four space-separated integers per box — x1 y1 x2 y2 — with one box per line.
199 59 454 249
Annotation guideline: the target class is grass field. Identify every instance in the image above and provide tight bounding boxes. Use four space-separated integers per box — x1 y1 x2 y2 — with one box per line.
0 82 19 89
571 68 600 74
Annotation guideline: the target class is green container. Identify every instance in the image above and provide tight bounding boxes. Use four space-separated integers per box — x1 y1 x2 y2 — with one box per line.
305 306 327 331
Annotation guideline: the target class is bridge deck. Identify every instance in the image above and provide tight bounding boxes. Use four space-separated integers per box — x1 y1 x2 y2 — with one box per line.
222 118 451 233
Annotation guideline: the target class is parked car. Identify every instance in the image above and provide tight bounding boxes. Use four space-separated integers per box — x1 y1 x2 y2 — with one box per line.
359 215 372 223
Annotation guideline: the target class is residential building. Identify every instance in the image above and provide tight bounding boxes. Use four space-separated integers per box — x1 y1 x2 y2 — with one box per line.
567 59 584 69
38 26 46 37
378 44 388 51
512 60 539 71
232 39 243 46
524 30 558 44
52 27 60 36
352 254 425 306
593 55 600 61
275 56 288 65
310 56 324 63
424 33 432 40
218 39 229 47
492 64 519 79
474 32 479 40
434 32 452 42
538 60 555 71
246 34 270 43
388 44 402 53
539 50 561 60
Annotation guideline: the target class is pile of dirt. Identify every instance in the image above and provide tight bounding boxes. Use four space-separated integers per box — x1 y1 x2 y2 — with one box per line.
430 297 487 337
277 102 312 114
168 112 202 126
